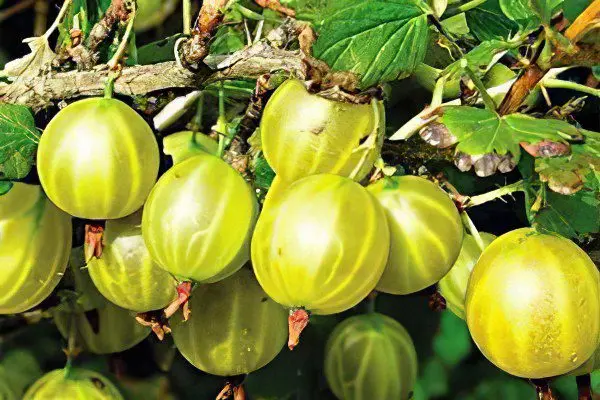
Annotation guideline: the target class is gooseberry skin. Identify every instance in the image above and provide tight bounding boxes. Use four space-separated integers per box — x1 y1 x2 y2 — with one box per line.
170 268 288 376
23 369 123 400
88 210 178 313
37 98 160 220
0 183 71 314
324 313 418 400
368 176 463 295
251 174 390 315
260 79 385 184
142 153 258 283
54 300 150 355
466 228 600 379
438 232 496 320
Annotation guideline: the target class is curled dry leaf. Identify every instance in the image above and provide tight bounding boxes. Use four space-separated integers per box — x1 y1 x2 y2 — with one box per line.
520 140 571 158
1 36 56 79
419 122 457 149
454 152 517 177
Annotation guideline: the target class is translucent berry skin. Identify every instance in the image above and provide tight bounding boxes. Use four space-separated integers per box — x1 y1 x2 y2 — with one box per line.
142 153 258 283
170 268 288 376
88 210 178 313
0 183 71 314
325 313 418 400
261 79 385 184
466 228 600 379
438 232 497 320
252 174 390 315
54 300 150 355
23 369 124 400
368 176 463 295
37 98 159 220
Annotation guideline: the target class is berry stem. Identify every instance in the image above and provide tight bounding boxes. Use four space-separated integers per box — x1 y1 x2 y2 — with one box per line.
576 374 592 400
461 211 485 252
183 0 192 35
288 309 310 350
106 5 137 70
462 181 526 208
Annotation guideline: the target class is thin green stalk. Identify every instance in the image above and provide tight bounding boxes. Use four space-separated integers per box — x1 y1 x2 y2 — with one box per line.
103 72 117 99
183 0 192 35
107 7 136 70
445 0 487 16
461 211 485 252
464 181 526 208
216 84 227 158
542 78 600 98
465 66 497 111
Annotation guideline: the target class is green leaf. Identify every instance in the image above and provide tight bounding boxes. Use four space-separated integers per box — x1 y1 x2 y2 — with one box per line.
433 312 472 366
313 0 431 89
253 156 276 190
533 190 600 238
443 40 515 78
417 358 449 398
439 106 582 162
535 129 600 194
137 34 185 65
210 26 246 55
0 104 40 179
562 0 592 21
465 0 519 41
0 181 12 195
441 13 470 36
500 0 545 27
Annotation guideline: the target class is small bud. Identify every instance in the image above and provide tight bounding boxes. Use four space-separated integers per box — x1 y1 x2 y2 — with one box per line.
419 122 457 149
474 153 500 177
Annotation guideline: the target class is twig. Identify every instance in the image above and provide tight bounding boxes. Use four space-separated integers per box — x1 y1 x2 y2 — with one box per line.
498 0 600 115
0 43 306 110
181 0 229 66
461 181 526 208
253 0 296 17
0 0 35 24
183 0 192 35
106 7 136 70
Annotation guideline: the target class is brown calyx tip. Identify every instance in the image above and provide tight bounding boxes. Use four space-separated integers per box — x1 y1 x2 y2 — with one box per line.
216 383 246 400
288 309 310 350
163 281 193 320
84 223 105 263
428 291 447 312
135 311 171 341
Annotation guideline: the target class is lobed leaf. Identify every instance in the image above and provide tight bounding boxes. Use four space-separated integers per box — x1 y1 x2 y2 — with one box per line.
465 0 519 41
535 129 600 194
439 106 582 162
0 104 40 179
313 0 431 89
533 190 600 238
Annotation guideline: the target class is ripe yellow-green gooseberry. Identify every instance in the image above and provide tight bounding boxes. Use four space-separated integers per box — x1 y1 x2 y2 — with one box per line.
438 232 497 320
252 174 390 348
88 210 178 313
37 97 160 220
0 183 71 314
569 346 600 376
143 153 258 283
260 79 385 186
325 313 418 400
170 268 288 376
368 176 463 295
23 368 123 400
54 299 150 355
466 228 600 379
162 131 218 165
